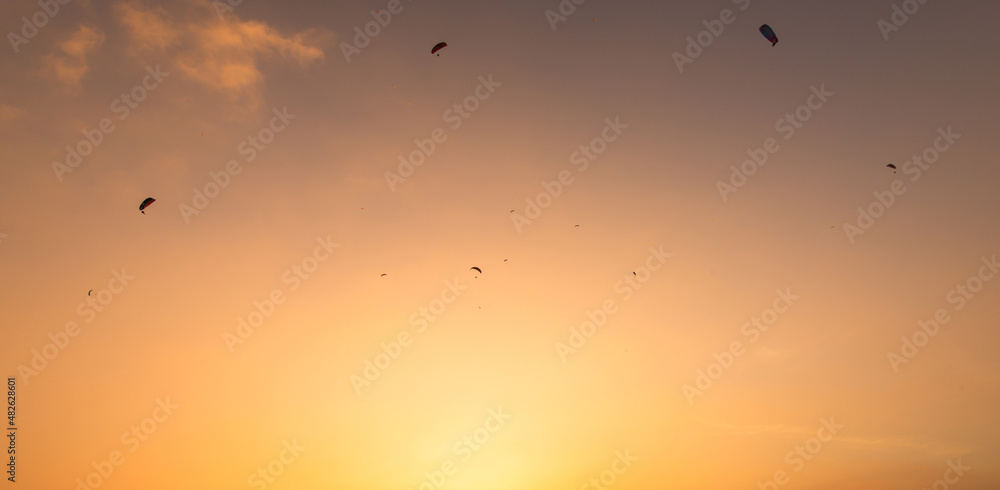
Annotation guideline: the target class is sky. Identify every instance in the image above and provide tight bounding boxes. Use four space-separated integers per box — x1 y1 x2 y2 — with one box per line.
1 0 1000 488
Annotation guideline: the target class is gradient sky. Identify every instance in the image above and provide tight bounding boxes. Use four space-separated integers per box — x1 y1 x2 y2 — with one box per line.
2 0 1000 488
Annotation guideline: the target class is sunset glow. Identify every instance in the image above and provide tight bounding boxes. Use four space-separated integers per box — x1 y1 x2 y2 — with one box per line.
2 1 999 488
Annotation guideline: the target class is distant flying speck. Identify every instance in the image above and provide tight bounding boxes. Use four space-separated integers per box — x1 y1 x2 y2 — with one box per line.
431 42 448 56
88 289 92 296
380 273 387 277
887 164 897 173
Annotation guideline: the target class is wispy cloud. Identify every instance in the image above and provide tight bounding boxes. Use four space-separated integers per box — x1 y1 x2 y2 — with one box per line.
116 0 327 115
0 104 25 125
696 418 976 458
40 25 105 91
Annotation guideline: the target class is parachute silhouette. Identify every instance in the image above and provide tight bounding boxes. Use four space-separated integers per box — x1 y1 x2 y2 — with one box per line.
431 42 447 56
759 24 778 46
470 267 482 274
139 197 156 214
887 164 897 173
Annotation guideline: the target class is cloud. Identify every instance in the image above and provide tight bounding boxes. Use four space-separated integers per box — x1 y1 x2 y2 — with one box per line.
0 105 25 125
40 25 105 90
697 419 818 438
752 346 793 364
117 2 180 52
696 418 976 457
116 0 327 114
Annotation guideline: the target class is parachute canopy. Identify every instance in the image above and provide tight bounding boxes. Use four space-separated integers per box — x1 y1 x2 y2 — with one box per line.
759 24 778 46
139 197 156 214
431 42 447 56
470 267 482 274
887 164 897 173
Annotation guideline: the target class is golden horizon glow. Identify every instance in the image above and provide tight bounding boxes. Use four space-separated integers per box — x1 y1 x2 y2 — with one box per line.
2 0 999 488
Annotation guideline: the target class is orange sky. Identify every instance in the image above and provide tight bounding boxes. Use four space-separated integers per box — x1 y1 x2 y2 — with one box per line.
2 0 1000 488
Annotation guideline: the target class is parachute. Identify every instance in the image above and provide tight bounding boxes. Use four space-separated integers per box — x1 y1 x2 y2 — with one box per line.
88 289 92 296
759 24 778 46
380 273 387 277
470 267 482 274
887 164 897 173
139 197 156 214
431 42 447 56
